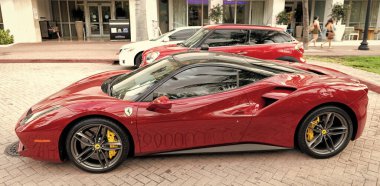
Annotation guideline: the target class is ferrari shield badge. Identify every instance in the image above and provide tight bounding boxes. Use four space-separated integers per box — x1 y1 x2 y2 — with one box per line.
125 107 133 116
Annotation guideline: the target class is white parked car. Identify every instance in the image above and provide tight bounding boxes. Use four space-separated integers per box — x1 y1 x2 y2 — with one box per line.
118 26 201 67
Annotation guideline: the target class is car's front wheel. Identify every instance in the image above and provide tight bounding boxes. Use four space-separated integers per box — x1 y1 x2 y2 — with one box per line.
66 118 129 173
134 52 143 68
297 106 353 158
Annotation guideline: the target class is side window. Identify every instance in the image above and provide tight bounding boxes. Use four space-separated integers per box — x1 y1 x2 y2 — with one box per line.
169 29 197 41
249 30 292 44
238 70 267 87
203 30 248 47
149 66 239 100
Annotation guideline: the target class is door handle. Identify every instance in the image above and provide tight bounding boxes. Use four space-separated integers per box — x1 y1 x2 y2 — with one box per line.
236 51 247 55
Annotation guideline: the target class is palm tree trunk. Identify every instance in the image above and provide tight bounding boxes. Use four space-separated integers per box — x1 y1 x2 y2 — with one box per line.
302 0 309 50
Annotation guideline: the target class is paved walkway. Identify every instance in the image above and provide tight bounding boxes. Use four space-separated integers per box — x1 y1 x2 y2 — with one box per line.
1 40 380 63
0 40 125 63
0 62 380 185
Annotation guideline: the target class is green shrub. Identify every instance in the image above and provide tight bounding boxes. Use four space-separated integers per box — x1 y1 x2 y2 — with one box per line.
0 29 14 45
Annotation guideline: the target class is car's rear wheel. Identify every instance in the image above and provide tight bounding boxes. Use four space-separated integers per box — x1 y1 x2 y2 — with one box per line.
66 118 129 173
297 106 353 158
134 52 143 68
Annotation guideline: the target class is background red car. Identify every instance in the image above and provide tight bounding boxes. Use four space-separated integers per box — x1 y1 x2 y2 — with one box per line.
141 25 305 67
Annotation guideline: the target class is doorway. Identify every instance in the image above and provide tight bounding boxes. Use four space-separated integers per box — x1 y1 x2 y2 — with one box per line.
88 3 111 37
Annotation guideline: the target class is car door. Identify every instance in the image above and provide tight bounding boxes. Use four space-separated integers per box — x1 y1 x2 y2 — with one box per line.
203 29 249 55
136 66 255 154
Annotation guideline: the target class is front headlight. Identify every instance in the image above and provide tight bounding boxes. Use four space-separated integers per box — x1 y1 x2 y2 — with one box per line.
20 105 61 126
146 51 160 63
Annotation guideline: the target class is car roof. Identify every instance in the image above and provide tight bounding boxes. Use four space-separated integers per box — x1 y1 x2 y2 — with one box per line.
170 51 305 76
203 24 284 31
175 26 202 30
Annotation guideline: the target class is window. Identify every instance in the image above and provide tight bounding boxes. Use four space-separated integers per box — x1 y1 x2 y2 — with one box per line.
204 30 248 47
110 58 181 101
0 5 3 29
249 30 293 44
169 29 198 41
146 66 265 101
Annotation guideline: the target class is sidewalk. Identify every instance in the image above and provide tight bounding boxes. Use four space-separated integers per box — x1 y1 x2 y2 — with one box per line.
1 40 380 63
305 40 380 56
0 40 126 63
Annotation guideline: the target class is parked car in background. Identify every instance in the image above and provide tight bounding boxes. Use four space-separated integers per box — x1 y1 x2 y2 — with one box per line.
118 26 201 67
141 24 305 67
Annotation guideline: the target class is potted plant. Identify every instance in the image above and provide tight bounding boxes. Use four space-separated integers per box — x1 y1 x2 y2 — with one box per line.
276 11 294 31
209 4 223 24
329 3 350 41
72 7 84 40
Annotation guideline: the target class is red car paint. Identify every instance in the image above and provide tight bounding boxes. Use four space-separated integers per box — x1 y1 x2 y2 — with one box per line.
15 52 367 163
140 25 305 67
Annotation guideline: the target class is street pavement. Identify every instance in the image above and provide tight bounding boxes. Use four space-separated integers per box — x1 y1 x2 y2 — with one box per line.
0 62 380 185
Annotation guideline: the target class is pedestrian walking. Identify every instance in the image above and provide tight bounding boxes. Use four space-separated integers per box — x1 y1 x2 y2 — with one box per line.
321 18 335 49
309 16 322 47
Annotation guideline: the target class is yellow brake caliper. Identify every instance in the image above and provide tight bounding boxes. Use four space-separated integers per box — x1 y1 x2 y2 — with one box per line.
106 130 117 159
306 117 320 142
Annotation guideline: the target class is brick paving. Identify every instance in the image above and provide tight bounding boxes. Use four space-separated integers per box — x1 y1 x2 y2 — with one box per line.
0 63 380 185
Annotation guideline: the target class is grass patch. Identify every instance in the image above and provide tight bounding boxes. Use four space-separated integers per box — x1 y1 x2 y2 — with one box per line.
306 56 380 75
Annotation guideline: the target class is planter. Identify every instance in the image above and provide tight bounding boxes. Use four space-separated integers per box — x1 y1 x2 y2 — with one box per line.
296 26 303 38
275 25 288 31
75 21 84 40
334 24 346 41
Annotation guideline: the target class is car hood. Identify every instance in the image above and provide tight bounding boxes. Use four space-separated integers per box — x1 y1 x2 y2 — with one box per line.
148 44 189 54
30 70 131 112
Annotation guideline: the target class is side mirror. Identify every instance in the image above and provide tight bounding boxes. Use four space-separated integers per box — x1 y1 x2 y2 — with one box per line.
162 37 170 42
200 44 209 51
147 96 172 111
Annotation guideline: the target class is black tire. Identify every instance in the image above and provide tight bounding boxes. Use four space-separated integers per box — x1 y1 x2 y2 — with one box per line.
66 118 129 173
134 52 143 68
297 106 353 159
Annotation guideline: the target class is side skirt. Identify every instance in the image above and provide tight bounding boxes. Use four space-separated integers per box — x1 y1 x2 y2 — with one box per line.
154 143 289 156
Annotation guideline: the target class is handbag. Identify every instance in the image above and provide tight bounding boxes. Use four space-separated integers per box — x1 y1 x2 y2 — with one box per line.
327 32 335 39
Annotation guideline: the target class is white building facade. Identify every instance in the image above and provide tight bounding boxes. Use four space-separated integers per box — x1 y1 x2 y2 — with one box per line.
0 0 379 43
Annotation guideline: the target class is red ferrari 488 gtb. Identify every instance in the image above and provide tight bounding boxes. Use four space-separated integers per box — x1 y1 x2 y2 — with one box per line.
15 52 368 172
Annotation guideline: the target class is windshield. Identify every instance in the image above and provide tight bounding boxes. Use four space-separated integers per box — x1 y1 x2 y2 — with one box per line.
150 29 175 41
182 28 209 47
110 57 181 101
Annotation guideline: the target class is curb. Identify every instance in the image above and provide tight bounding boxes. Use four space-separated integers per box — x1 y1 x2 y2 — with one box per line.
0 59 117 64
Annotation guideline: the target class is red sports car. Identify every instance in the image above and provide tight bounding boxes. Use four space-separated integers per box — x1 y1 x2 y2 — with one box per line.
140 25 305 67
15 52 368 173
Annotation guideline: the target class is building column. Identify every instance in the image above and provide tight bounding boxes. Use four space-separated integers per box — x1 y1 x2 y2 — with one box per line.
263 0 285 26
145 0 158 40
323 0 344 26
0 0 41 43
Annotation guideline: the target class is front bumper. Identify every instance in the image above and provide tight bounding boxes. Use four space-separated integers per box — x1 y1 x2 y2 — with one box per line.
118 50 135 67
15 107 74 163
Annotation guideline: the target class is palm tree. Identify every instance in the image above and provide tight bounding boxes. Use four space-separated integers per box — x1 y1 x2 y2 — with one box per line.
302 0 309 50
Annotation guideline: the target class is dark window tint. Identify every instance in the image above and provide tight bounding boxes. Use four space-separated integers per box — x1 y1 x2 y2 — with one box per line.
204 30 248 47
169 29 198 41
249 30 293 44
238 70 267 87
151 66 239 100
146 66 267 101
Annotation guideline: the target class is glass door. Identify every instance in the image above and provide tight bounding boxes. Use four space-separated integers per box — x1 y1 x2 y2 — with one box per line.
88 4 111 37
